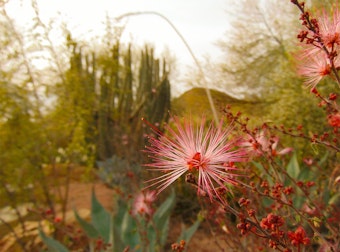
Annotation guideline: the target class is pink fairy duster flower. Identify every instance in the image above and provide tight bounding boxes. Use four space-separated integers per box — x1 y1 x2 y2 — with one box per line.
297 51 332 89
270 136 294 156
144 117 248 201
242 131 293 157
318 7 340 49
132 190 157 217
240 131 266 157
296 5 340 89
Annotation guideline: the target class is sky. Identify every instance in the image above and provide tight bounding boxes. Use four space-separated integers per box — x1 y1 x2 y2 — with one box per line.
5 0 232 95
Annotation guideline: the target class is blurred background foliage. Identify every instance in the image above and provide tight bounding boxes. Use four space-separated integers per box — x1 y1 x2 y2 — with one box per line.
200 0 336 159
0 0 338 250
0 0 171 241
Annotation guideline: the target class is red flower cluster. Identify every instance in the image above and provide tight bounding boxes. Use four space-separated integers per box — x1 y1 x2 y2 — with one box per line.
260 213 285 249
287 226 310 247
171 240 186 252
260 213 284 231
328 113 340 128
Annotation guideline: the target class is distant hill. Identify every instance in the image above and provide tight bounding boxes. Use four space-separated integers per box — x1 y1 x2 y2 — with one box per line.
171 87 269 123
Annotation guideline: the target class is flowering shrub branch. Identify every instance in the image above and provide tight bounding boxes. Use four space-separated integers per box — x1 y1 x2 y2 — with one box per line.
143 1 340 251
292 0 340 89
34 1 340 251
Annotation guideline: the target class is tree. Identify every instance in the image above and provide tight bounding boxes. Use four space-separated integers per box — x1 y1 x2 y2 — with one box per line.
0 4 60 237
216 0 297 100
211 0 333 157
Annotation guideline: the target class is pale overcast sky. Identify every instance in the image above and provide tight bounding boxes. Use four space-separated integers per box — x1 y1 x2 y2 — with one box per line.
5 0 231 95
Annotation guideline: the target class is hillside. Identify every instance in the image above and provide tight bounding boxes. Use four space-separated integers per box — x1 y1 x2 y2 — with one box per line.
171 87 270 123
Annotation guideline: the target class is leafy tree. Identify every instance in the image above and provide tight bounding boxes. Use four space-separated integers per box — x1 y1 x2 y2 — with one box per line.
0 11 63 248
214 0 332 157
216 0 297 100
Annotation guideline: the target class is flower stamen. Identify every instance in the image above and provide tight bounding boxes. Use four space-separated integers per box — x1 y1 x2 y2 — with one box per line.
187 152 201 171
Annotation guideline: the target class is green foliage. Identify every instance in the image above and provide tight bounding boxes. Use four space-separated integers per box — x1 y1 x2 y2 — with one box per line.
71 190 113 247
176 218 201 245
212 0 331 158
286 153 300 180
0 5 172 249
51 35 171 163
39 229 69 252
251 149 339 228
148 191 176 250
40 190 201 251
217 0 298 99
91 190 112 243
74 210 99 239
117 200 140 249
96 155 141 190
0 11 55 208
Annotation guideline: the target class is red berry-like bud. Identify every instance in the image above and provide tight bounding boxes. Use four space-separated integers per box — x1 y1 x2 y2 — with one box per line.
311 87 318 94
329 93 337 100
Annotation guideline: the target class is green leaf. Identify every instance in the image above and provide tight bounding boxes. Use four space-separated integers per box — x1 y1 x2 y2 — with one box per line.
262 197 274 208
39 228 69 252
292 195 305 209
114 199 128 227
310 217 322 228
91 189 111 242
286 152 300 179
152 191 176 246
121 209 140 248
147 224 157 252
297 167 312 181
112 199 130 251
177 219 201 246
252 161 265 173
329 192 340 206
322 188 331 205
317 151 329 166
113 199 140 250
294 214 301 224
251 161 273 185
74 209 99 239
153 191 176 229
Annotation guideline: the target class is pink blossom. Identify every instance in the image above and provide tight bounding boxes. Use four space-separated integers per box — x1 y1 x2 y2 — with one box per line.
242 131 293 157
318 7 340 48
132 190 157 216
144 117 247 201
303 157 314 166
297 51 332 89
270 136 294 156
296 5 340 88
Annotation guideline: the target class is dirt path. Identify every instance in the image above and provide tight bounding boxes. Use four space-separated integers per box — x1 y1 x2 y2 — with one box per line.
57 182 115 212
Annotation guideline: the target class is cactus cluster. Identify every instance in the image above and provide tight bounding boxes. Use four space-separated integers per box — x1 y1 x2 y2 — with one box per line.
59 36 171 163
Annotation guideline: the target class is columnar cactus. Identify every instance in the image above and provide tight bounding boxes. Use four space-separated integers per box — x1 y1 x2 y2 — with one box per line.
59 38 171 163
